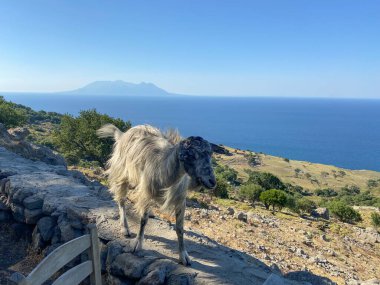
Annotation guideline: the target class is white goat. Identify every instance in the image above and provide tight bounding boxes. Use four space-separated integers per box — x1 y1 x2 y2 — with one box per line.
97 124 216 265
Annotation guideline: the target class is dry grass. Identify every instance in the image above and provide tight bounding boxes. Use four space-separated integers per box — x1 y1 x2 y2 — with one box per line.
215 146 380 192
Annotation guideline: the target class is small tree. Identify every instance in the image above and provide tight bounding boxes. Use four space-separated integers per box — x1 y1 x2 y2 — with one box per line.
247 171 285 190
371 212 380 228
54 109 131 166
212 174 230 199
315 188 338 197
214 164 239 185
328 201 362 224
259 189 287 212
340 185 360 196
368 179 380 189
238 183 264 206
295 198 317 215
0 96 27 128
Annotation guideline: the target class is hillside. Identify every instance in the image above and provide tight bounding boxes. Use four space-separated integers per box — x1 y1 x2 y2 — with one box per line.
1 99 380 284
214 146 380 194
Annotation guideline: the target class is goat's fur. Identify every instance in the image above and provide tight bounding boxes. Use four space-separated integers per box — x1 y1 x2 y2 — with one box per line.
97 124 216 265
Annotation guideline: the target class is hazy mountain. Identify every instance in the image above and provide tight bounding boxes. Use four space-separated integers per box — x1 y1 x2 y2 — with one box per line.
62 80 172 96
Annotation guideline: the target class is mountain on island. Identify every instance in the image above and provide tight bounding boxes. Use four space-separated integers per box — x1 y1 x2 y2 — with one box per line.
62 80 172 96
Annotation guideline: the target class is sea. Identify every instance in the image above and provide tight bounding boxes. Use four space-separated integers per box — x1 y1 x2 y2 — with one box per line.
2 93 380 172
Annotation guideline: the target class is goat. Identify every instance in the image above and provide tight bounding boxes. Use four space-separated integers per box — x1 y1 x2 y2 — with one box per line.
97 124 216 265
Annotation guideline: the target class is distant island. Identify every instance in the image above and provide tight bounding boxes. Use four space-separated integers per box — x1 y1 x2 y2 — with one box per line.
61 80 173 96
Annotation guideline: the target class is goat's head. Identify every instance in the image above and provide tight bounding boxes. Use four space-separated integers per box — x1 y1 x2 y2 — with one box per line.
179 136 216 189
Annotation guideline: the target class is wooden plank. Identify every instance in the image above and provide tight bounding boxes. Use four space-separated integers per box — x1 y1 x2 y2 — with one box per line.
20 234 91 285
51 261 93 285
88 224 102 285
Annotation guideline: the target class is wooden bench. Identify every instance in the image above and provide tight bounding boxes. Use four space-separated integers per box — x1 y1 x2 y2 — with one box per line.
11 224 102 285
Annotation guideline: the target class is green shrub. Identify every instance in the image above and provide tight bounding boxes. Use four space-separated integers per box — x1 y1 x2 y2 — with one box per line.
0 96 27 128
238 183 264 206
371 212 380 228
340 185 360 196
246 171 285 190
53 109 131 166
368 179 380 189
212 174 230 199
328 201 362 224
260 189 287 212
315 188 338 197
214 164 239 185
295 198 317 215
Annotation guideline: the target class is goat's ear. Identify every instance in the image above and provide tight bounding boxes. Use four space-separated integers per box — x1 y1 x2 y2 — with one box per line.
179 140 190 161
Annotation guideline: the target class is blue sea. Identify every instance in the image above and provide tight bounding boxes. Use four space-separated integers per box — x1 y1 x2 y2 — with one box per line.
2 93 380 172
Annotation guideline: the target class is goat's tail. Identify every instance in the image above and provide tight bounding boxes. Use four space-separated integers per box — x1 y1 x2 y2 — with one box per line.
96 124 123 141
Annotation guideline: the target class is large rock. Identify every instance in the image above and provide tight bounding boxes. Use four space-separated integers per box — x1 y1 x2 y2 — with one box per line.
110 253 157 279
138 259 178 285
311 208 329 220
24 208 43 224
23 195 44 210
32 226 45 250
37 216 56 242
10 203 25 222
236 211 248 223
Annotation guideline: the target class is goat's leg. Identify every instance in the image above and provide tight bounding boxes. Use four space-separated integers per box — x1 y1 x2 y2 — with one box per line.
132 210 149 252
118 201 131 237
176 202 191 266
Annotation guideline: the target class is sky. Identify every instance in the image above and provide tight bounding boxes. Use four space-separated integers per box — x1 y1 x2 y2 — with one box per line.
0 1 379 97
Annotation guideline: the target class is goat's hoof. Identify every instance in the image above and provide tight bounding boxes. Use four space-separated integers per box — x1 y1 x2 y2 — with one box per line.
131 238 142 253
179 250 191 266
121 228 131 237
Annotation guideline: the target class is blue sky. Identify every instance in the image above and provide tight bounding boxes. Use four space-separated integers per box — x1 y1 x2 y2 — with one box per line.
0 1 379 97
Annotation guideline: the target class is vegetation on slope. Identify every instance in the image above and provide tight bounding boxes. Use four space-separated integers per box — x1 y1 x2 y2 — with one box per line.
1 96 379 225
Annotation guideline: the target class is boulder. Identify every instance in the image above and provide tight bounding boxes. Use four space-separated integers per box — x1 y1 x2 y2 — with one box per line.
23 195 44 210
32 226 45 250
110 253 157 279
12 188 35 204
11 204 25 222
37 216 56 241
166 271 196 285
226 207 235 215
236 211 247 223
24 208 43 224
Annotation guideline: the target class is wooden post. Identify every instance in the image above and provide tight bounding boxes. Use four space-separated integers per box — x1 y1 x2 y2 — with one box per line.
88 224 102 285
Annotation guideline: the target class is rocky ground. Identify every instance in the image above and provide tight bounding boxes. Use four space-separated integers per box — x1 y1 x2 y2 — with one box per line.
175 198 380 285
